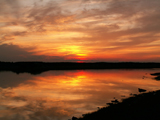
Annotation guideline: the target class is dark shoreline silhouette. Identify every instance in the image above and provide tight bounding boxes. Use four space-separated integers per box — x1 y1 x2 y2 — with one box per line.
0 62 160 74
76 89 160 120
151 72 160 80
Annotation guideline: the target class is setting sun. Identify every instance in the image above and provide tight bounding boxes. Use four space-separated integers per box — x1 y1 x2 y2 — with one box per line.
59 45 87 57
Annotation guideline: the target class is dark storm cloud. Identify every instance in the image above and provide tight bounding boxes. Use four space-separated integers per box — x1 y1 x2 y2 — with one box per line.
0 44 66 62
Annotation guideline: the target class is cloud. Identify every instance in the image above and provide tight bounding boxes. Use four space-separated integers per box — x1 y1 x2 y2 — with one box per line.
0 44 66 62
0 0 160 62
20 1 76 33
0 0 21 18
69 0 160 49
0 0 77 42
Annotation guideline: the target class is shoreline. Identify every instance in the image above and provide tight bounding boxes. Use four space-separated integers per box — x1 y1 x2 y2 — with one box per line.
76 89 160 120
0 62 160 74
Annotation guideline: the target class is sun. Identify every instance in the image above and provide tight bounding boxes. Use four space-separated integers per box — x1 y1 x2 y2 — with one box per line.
59 45 87 57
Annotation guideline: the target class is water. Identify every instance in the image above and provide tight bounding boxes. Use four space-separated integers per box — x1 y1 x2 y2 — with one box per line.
0 69 160 120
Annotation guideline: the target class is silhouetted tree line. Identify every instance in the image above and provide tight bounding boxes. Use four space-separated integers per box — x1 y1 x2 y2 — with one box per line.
0 61 160 74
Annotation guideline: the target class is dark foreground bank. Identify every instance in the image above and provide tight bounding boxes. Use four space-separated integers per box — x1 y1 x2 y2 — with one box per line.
76 90 160 120
0 62 160 74
151 72 160 80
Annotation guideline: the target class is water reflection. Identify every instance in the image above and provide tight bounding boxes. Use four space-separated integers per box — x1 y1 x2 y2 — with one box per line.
0 69 160 120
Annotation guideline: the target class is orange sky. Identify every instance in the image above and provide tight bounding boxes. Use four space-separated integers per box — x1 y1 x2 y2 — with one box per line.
0 0 160 62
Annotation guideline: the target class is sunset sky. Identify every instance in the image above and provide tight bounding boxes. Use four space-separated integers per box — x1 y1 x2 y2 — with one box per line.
0 0 160 62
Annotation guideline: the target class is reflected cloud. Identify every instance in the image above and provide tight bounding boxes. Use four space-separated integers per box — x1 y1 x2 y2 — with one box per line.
0 70 160 119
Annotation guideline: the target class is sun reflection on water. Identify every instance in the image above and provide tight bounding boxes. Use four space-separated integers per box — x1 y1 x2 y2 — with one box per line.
0 69 160 120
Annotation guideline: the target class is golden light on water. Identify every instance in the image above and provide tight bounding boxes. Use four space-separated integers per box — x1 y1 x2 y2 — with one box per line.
0 69 160 119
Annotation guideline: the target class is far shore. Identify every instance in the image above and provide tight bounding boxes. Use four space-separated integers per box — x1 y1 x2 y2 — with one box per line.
0 62 160 74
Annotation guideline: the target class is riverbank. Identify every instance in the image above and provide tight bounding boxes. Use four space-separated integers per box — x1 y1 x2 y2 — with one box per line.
77 90 160 120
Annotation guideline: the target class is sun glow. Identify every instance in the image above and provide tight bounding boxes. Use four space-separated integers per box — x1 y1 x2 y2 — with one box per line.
59 45 87 57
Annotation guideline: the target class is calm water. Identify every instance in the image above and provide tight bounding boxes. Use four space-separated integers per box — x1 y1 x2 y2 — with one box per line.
0 69 160 120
